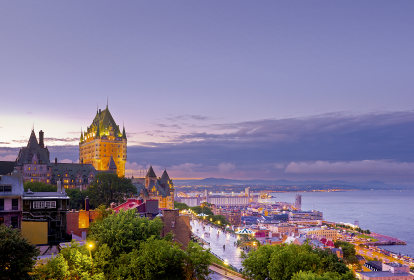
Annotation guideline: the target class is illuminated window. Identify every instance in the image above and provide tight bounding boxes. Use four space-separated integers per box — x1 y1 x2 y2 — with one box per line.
34 167 37 171
28 167 31 171
31 179 33 182
34 161 37 164
47 179 50 183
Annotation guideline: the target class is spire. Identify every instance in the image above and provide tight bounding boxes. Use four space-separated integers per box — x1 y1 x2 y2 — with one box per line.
27 129 38 147
160 169 170 185
97 103 98 114
80 127 84 142
122 121 127 139
106 97 108 109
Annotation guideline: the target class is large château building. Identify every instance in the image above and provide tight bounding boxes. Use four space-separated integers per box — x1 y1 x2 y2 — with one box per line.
79 105 127 177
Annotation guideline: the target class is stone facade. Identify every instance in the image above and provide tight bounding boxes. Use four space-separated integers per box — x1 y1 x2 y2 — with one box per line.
79 106 127 177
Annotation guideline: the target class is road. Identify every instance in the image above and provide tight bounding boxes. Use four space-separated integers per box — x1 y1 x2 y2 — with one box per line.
190 219 244 270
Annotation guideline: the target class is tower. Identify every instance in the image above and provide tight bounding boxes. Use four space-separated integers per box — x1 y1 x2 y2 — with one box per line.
295 194 302 211
79 106 127 177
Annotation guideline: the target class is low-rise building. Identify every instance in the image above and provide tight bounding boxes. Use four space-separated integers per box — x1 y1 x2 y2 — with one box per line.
0 169 24 228
306 228 338 240
21 182 71 245
356 263 413 280
289 210 323 221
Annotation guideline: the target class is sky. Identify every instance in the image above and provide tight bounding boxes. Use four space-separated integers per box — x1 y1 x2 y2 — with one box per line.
1 1 414 184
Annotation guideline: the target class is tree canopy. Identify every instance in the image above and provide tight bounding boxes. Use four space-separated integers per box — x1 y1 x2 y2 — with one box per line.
242 243 354 280
87 172 136 207
36 208 212 279
174 201 189 210
23 181 56 192
0 224 40 280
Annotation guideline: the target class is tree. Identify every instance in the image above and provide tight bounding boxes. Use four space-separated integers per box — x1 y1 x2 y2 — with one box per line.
174 201 189 210
190 206 213 215
242 244 352 280
0 224 40 280
334 241 358 264
93 204 113 222
34 241 104 280
182 242 212 280
23 181 56 192
66 188 88 210
292 271 356 280
241 244 280 280
87 172 136 207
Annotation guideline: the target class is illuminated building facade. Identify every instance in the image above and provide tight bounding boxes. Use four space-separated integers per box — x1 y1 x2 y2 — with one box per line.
79 105 127 177
133 166 175 209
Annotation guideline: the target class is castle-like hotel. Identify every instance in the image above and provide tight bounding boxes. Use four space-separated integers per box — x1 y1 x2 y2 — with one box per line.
0 105 174 209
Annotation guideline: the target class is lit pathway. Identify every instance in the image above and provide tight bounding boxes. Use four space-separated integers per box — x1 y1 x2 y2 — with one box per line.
190 218 244 270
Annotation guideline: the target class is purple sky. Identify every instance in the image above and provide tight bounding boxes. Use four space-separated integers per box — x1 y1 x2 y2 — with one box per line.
1 1 414 184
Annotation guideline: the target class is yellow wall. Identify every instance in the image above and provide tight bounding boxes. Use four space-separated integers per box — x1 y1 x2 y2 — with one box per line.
79 211 90 228
21 221 48 245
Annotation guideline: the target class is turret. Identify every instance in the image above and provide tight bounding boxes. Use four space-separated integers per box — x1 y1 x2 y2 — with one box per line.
95 122 100 139
122 124 127 139
80 128 84 143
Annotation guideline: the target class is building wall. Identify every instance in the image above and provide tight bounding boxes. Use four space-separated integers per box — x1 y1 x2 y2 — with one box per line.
307 229 338 240
21 221 48 245
161 209 191 248
80 138 126 177
66 210 99 237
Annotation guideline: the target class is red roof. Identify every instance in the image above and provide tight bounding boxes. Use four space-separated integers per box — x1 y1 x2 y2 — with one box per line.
113 198 143 213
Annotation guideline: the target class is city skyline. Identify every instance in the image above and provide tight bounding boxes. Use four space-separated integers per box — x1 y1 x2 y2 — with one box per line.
1 1 414 183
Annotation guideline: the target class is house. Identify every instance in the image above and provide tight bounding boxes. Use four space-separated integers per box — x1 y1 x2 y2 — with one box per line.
0 169 24 228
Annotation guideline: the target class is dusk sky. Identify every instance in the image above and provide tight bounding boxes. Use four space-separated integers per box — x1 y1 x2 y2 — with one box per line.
1 1 414 184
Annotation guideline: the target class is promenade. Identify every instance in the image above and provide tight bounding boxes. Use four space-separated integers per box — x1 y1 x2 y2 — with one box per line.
190 219 244 270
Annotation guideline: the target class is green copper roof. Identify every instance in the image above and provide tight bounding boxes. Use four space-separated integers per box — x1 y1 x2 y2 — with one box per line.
87 107 124 139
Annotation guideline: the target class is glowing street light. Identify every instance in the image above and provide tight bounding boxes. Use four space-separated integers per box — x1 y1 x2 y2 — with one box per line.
224 259 229 275
88 243 94 276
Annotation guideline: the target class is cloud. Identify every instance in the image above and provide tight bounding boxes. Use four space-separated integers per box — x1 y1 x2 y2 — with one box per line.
165 115 212 122
44 137 79 143
285 160 414 175
170 163 201 172
59 159 80 163
218 162 235 173
0 154 17 161
275 164 285 169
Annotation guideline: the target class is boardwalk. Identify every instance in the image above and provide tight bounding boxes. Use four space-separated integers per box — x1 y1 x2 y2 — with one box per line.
190 219 244 270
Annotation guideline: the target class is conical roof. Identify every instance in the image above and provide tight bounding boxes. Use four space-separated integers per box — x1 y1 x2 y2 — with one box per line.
108 156 117 170
146 166 157 178
160 169 170 185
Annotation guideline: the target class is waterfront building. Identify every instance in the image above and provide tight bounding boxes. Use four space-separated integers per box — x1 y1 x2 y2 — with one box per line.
79 105 127 177
215 208 241 226
289 210 323 221
0 169 24 228
356 263 413 280
132 166 175 209
306 228 338 240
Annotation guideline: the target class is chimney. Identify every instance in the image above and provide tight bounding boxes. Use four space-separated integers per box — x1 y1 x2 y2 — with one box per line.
55 158 58 166
57 180 62 193
85 196 90 211
39 130 44 148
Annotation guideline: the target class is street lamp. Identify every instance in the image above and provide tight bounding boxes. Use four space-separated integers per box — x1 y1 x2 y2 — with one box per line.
224 260 228 275
88 243 94 276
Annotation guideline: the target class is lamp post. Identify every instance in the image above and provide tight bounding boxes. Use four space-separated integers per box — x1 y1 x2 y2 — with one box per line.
224 260 228 275
88 243 94 276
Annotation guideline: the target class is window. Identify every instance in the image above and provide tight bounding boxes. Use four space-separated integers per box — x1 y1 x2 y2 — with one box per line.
34 161 37 164
0 217 3 224
34 167 37 171
0 186 11 192
33 201 45 209
0 199 4 210
47 179 50 183
28 167 31 171
44 201 56 208
64 179 69 184
12 199 18 210
11 216 18 228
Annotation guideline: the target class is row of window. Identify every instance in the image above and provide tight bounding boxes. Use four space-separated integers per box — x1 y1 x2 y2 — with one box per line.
33 201 56 209
0 186 12 192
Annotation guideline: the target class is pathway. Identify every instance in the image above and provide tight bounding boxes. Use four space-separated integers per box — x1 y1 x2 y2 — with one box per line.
190 219 244 270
